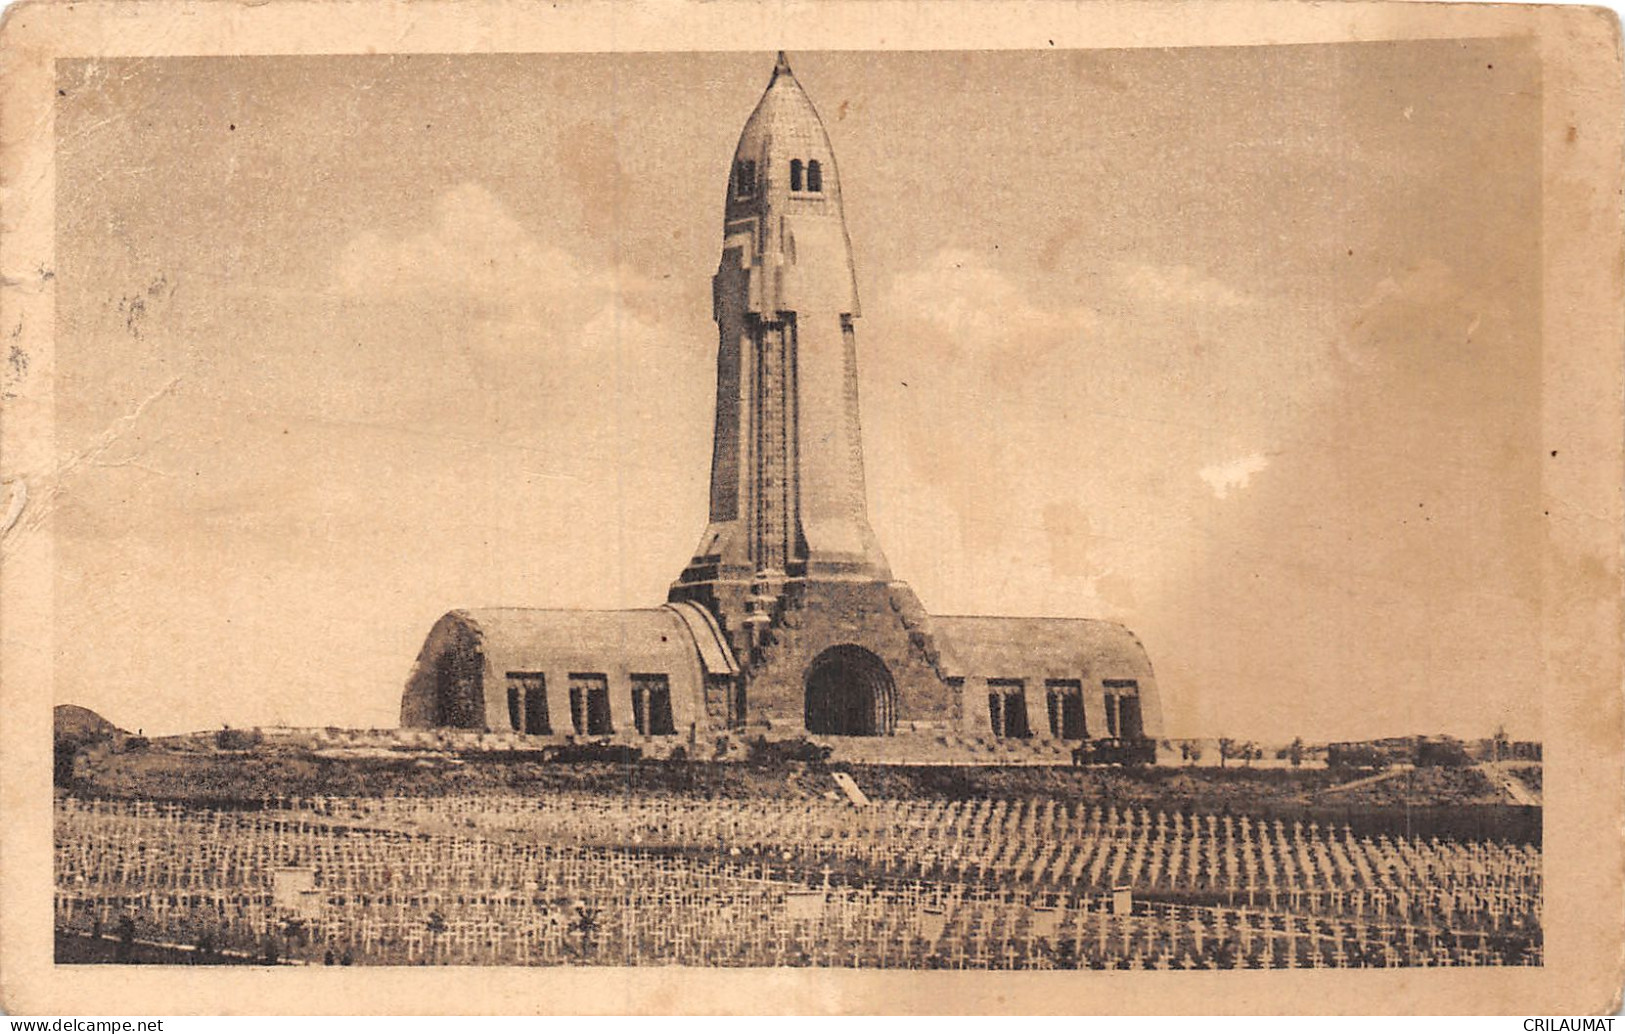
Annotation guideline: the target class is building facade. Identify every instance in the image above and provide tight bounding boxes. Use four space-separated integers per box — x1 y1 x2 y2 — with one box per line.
402 54 1163 754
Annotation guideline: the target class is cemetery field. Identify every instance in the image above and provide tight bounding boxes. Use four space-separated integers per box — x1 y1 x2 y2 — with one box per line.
54 756 1542 969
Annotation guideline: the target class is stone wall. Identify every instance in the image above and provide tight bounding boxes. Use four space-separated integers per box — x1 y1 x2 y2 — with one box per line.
743 579 957 732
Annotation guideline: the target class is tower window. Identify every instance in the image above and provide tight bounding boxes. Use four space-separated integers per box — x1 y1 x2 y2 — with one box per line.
806 160 822 192
735 160 756 199
789 158 803 192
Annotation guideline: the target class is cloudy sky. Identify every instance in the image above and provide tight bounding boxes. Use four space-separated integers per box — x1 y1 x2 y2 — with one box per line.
53 44 1543 740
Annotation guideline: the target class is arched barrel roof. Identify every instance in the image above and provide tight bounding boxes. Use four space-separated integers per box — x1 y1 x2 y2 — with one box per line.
930 615 1157 684
929 615 1163 738
401 606 738 730
445 607 715 675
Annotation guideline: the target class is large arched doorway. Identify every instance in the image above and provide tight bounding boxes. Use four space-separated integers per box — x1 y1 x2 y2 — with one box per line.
804 645 896 736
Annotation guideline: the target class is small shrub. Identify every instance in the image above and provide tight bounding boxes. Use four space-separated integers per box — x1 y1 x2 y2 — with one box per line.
746 736 832 765
544 742 641 764
215 726 264 751
1415 739 1473 768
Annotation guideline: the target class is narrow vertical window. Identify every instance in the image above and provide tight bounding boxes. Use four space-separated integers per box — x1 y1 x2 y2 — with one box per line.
651 688 675 736
789 159 804 191
569 673 613 736
1105 679 1143 740
1045 679 1086 740
988 679 1030 739
806 159 822 192
567 673 609 736
524 679 550 735
507 672 549 735
632 674 676 736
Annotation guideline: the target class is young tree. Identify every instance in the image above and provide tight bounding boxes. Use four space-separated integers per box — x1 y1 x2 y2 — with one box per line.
1217 738 1236 769
1288 737 1305 768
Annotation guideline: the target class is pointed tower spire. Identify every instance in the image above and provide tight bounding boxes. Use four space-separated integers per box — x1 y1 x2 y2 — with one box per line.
673 47 890 635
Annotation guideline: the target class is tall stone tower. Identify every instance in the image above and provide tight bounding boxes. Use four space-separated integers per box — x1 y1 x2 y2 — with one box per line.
670 53 954 736
408 53 1163 753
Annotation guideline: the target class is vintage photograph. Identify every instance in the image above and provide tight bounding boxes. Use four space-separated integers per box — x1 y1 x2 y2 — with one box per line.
44 42 1550 972
4 2 1619 1012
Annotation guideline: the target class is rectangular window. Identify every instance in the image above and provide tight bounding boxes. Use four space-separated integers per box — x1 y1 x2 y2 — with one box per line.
525 681 550 736
1104 679 1141 739
506 672 549 735
1046 679 1086 740
631 674 676 736
568 673 613 736
988 678 1030 739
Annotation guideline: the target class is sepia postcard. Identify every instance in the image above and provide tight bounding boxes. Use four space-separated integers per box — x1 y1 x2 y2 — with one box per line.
1 0 1621 1016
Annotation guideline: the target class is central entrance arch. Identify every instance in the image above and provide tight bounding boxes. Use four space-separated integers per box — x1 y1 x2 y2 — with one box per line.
804 644 896 736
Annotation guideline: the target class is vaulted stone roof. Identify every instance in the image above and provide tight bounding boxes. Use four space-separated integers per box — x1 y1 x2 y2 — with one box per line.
930 615 1158 684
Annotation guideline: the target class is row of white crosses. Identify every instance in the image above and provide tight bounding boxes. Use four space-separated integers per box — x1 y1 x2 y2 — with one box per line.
60 794 1541 925
51 885 1536 971
56 795 1541 968
60 793 1540 911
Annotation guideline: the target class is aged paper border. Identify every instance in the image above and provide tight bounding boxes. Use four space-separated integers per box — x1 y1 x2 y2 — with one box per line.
2 0 1620 1015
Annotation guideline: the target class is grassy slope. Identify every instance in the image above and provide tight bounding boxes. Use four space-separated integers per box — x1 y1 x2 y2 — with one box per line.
69 741 1514 808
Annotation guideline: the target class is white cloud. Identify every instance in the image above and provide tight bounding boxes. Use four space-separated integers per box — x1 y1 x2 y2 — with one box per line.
884 248 1100 356
339 183 583 296
331 181 665 346
314 182 713 475
866 247 1313 582
1199 453 1270 498
1115 261 1255 310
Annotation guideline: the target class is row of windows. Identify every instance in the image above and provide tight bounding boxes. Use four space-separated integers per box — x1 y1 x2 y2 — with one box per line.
503 672 676 737
733 158 824 199
790 159 823 193
953 677 1143 741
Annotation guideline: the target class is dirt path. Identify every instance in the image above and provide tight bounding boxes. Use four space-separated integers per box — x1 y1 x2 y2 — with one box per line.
1480 763 1541 807
1316 766 1414 796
